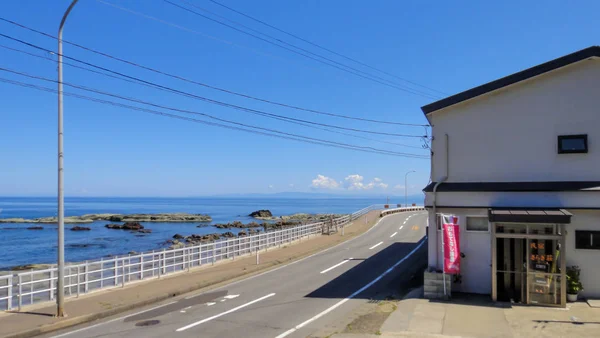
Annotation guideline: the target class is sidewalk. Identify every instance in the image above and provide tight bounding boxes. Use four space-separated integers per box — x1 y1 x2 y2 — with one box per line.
0 210 382 338
375 288 600 338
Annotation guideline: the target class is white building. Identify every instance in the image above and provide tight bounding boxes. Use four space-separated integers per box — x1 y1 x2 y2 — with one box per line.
423 46 600 307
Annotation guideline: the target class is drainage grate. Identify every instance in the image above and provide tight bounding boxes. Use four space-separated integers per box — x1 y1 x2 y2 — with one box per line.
135 320 160 327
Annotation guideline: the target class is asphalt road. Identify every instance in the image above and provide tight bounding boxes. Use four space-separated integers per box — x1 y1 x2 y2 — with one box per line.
44 211 427 338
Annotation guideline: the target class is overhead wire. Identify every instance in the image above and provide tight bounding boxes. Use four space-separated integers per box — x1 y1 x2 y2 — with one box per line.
178 0 442 99
207 0 448 96
0 16 430 127
0 33 427 139
0 75 429 158
162 0 440 99
0 44 426 150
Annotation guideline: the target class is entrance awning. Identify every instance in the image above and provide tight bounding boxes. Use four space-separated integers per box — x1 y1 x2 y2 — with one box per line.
488 208 572 224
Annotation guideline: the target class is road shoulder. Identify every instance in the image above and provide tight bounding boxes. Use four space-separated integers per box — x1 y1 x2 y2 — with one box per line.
0 210 384 338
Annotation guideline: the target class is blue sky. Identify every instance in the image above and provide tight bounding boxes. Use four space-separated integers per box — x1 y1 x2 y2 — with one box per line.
0 0 597 197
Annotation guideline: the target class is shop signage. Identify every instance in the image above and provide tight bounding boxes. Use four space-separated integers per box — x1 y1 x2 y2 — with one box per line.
443 215 460 274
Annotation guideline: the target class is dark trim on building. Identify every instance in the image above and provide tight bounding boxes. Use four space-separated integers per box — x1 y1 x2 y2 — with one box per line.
424 205 600 210
421 46 600 115
423 181 600 193
488 208 572 224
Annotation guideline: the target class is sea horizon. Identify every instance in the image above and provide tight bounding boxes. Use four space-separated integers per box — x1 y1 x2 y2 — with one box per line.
0 196 423 269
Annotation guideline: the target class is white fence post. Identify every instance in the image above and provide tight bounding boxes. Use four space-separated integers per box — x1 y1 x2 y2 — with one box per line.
84 261 89 293
162 249 166 275
50 269 54 301
122 258 126 288
7 275 12 311
76 265 81 297
140 254 144 280
17 274 22 311
100 258 104 288
114 258 118 287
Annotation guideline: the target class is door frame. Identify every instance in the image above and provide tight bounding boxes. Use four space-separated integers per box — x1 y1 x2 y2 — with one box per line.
491 223 566 307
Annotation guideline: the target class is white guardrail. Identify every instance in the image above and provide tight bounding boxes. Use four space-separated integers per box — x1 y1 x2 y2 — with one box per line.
380 206 426 217
0 204 386 311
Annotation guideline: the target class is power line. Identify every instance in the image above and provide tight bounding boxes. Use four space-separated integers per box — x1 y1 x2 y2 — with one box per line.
162 0 440 99
0 16 430 127
0 44 427 151
0 66 428 157
0 33 427 139
178 0 442 99
0 75 429 158
0 44 426 150
207 0 448 96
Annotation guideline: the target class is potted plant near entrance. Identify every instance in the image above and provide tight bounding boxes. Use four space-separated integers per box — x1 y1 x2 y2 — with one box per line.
566 266 583 302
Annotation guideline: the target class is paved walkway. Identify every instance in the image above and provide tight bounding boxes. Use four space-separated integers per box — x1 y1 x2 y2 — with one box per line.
0 211 382 338
374 288 600 338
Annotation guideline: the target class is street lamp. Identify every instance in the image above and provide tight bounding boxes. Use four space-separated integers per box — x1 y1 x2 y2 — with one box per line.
57 0 79 317
404 170 416 207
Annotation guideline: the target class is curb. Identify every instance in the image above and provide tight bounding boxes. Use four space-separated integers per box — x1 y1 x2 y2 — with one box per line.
4 209 403 338
4 219 377 338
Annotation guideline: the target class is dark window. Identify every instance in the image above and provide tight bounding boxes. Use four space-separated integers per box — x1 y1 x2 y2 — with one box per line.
558 134 588 154
575 230 600 250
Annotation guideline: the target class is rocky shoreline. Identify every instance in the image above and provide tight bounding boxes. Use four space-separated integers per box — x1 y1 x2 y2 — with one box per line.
0 213 212 224
5 209 346 271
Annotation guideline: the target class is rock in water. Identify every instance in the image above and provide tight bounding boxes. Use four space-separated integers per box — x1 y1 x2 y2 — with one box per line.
71 226 91 231
249 210 273 218
122 222 144 230
105 223 123 229
173 233 185 240
221 231 236 238
138 229 152 234
27 226 44 230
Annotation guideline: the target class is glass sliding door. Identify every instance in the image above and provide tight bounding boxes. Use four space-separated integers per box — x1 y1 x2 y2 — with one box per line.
493 223 566 307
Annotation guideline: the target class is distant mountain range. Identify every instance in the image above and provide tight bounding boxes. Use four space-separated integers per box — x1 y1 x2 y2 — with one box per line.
210 191 425 200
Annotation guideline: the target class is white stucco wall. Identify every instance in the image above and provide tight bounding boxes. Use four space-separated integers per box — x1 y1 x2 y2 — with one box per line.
425 57 600 298
566 210 600 298
429 208 600 298
428 57 600 183
428 208 491 294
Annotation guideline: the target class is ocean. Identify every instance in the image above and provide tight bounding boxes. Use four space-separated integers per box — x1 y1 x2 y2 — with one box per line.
0 196 415 269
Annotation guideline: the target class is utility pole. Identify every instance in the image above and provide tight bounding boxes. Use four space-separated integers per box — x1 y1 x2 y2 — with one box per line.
404 170 416 207
57 0 79 318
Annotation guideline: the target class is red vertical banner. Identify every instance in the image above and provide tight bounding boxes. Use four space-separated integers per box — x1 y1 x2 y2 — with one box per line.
443 215 461 274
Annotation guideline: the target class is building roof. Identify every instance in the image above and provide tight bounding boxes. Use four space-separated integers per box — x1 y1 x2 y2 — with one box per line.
421 46 600 115
423 181 600 193
488 208 572 224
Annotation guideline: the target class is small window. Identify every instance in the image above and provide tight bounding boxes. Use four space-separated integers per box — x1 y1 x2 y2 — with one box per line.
558 134 588 154
575 230 600 250
466 216 488 232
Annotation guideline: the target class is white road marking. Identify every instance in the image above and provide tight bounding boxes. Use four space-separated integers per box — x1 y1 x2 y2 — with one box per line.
49 301 178 338
399 226 404 230
186 213 389 299
369 241 383 250
390 232 397 238
51 212 406 337
224 294 240 299
320 259 352 274
206 302 216 306
274 239 427 338
403 220 407 224
220 299 226 302
181 306 192 313
176 293 276 332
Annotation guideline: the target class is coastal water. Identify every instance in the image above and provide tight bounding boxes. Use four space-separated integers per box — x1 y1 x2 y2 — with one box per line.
0 196 413 269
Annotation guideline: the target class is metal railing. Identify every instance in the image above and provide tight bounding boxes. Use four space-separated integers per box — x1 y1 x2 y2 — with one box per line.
1 204 384 311
380 206 426 217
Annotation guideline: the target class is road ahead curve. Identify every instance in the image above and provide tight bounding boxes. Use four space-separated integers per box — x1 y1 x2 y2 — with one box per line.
45 211 427 338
